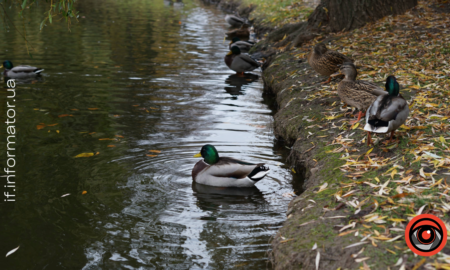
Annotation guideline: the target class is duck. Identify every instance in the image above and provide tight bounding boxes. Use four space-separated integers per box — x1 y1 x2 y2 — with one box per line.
192 144 270 187
229 37 254 52
226 26 250 39
225 14 248 28
307 43 352 84
224 46 260 76
364 75 409 145
337 62 387 126
2 60 44 78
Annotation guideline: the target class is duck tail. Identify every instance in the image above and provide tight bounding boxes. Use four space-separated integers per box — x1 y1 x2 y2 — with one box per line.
35 68 44 74
248 165 270 181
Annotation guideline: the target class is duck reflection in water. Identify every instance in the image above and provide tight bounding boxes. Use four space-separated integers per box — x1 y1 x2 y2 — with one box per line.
224 73 259 97
192 182 266 214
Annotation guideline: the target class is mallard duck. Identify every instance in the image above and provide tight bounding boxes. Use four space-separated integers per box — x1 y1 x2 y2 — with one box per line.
307 43 352 84
229 37 254 52
226 26 250 39
2 60 44 78
337 62 387 125
224 46 260 75
364 76 409 145
192 144 270 187
225 14 248 28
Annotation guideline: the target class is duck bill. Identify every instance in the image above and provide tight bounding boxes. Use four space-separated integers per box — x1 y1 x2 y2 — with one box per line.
193 153 202 158
226 51 233 56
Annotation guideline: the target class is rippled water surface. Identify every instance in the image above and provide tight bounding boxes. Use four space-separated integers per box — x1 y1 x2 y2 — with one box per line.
0 1 302 269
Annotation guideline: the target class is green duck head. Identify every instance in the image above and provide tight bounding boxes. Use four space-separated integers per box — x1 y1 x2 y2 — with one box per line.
314 43 327 55
385 76 400 96
2 60 13 70
193 144 220 165
230 46 241 55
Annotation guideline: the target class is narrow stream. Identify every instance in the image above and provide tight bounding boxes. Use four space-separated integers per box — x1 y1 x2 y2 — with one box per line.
0 1 302 269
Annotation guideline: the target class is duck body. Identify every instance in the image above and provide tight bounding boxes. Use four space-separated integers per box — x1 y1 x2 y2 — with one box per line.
226 27 250 39
225 14 247 28
192 145 270 187
337 62 387 112
224 46 260 74
308 43 352 83
229 37 254 52
3 60 44 78
364 76 409 144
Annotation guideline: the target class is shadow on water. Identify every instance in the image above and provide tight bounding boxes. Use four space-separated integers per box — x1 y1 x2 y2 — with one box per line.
224 73 259 97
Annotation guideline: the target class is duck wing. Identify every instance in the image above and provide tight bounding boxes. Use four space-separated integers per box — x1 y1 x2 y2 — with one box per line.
207 157 268 180
355 80 386 96
365 95 409 133
11 65 44 74
230 54 260 72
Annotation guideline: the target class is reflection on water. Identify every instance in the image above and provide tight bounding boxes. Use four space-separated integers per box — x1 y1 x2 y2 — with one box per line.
0 0 302 269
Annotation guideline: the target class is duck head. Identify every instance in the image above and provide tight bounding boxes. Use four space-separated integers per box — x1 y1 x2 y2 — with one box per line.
385 76 400 96
314 43 328 55
339 62 357 80
194 144 219 165
2 60 13 70
227 46 241 56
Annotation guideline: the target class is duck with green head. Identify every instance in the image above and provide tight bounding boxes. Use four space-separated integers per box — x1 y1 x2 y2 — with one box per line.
224 46 260 76
364 75 410 145
192 144 270 187
2 60 44 78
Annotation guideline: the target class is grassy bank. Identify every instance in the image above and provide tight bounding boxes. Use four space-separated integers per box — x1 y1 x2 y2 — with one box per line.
254 0 450 269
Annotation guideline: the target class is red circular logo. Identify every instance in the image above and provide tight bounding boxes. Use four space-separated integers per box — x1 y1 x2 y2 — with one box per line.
405 214 447 256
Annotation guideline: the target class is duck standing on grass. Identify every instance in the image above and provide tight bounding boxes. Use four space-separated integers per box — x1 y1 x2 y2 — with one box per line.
307 43 352 84
224 46 261 76
2 60 44 78
364 75 409 145
337 62 387 127
192 144 270 187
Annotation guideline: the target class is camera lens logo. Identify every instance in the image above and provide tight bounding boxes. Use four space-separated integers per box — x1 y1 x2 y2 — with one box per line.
405 214 447 256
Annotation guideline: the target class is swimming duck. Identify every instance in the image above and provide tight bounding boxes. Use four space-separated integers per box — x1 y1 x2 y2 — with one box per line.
229 37 254 52
364 76 409 145
224 46 260 75
225 14 248 28
2 60 44 78
192 144 270 187
337 62 387 126
307 43 352 84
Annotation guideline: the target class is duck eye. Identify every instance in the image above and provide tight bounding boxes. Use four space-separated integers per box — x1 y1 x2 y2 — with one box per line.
409 219 444 252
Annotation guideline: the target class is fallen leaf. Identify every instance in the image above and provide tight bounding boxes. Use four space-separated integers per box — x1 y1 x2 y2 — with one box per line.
61 193 70 197
36 124 45 130
75 153 94 158
148 150 161 153
5 246 19 257
107 145 116 147
82 191 87 195
146 154 157 157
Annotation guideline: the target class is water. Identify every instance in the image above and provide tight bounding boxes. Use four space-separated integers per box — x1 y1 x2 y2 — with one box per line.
0 1 302 269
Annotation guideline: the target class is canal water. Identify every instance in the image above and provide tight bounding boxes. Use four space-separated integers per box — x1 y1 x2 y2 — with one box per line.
0 0 302 269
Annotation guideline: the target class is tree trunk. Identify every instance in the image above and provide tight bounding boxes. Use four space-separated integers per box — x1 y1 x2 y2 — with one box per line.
308 0 418 32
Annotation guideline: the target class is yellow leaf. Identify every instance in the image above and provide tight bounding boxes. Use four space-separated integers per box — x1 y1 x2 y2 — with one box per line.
391 169 397 179
82 191 87 195
75 153 94 158
149 150 161 153
291 168 296 173
440 136 446 144
389 218 406 222
146 154 157 157
374 177 380 183
36 124 45 130
352 122 360 129
56 130 60 133
366 148 373 156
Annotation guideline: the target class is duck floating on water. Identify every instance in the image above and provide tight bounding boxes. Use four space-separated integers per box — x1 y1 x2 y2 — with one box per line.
229 37 254 52
225 14 248 28
364 75 410 145
2 60 44 78
192 144 270 187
